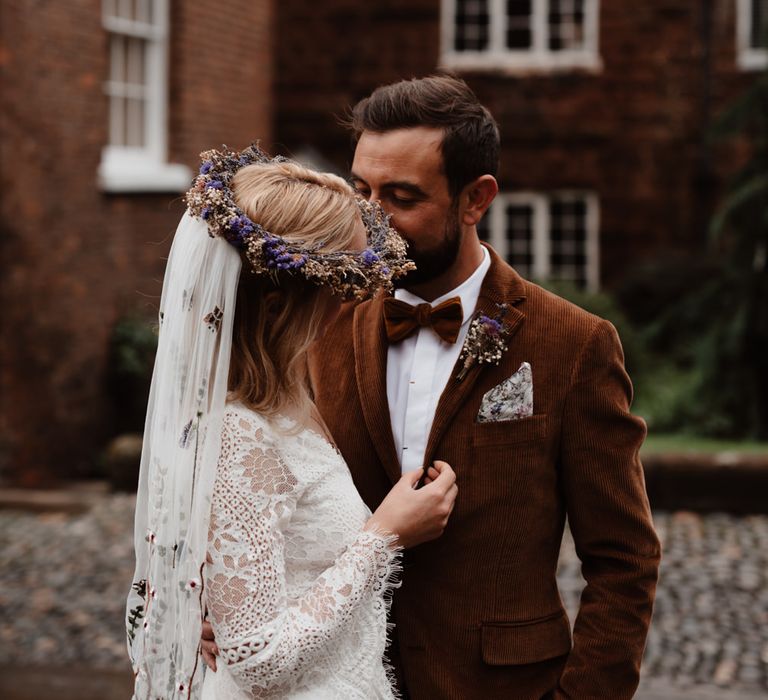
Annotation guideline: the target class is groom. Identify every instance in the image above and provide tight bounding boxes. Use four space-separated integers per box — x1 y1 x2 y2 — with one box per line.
204 75 661 699
312 75 659 700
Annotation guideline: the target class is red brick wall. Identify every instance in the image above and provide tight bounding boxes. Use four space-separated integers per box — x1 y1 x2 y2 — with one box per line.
274 0 755 285
0 0 273 485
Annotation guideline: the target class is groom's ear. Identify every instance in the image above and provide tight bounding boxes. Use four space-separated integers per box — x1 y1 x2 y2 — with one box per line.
460 175 498 227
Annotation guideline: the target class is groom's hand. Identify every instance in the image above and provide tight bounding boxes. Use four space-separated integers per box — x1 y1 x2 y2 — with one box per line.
201 620 219 672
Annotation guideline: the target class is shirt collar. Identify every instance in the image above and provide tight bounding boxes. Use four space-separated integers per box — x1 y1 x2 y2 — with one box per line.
394 246 491 326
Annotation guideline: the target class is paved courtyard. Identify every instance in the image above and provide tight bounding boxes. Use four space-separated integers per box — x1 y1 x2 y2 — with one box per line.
0 495 766 698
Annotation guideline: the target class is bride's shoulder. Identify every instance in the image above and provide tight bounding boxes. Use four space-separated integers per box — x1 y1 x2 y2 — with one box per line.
221 401 275 439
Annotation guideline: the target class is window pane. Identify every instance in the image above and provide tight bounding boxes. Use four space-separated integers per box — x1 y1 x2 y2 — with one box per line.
103 0 118 20
126 97 146 147
752 0 768 49
506 0 532 49
117 0 135 20
135 0 152 23
109 95 126 146
505 203 534 278
126 36 146 88
549 0 586 52
549 196 588 288
455 0 490 52
109 34 125 83
106 35 148 148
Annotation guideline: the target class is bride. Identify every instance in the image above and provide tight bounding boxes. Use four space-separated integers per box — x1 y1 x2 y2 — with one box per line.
127 145 458 700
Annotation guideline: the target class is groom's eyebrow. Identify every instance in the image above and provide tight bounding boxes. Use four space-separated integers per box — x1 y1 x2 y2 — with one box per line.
349 173 428 198
384 181 428 197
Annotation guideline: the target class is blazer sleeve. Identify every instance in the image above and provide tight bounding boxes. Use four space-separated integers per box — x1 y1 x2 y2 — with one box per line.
555 319 661 699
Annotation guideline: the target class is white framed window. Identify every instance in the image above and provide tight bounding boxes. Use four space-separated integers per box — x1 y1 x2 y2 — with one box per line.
478 191 600 291
737 0 768 70
441 0 601 72
99 0 191 192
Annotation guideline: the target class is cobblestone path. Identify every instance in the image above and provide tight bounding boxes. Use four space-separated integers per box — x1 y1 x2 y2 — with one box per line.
0 497 766 696
558 511 768 695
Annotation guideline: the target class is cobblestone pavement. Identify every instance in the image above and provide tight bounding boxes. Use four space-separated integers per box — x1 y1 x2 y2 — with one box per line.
0 495 136 667
0 497 766 698
559 511 768 696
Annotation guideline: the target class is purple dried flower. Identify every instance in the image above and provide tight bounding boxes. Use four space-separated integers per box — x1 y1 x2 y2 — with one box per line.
206 180 223 190
201 207 211 220
361 249 380 266
199 161 213 175
482 318 502 335
229 215 254 235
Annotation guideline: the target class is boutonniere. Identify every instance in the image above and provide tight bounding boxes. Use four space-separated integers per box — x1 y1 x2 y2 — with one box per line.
456 303 511 381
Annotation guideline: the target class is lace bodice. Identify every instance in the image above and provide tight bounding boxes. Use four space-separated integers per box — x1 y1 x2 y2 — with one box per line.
202 404 400 700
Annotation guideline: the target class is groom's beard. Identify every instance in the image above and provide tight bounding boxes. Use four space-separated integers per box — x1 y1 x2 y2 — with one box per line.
395 213 462 289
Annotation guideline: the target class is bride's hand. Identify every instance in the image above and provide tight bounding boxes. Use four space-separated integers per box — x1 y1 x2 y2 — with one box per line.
364 460 457 549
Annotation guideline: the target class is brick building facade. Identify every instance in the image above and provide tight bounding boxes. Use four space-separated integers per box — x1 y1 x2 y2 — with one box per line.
1 0 764 484
275 0 763 289
0 0 273 485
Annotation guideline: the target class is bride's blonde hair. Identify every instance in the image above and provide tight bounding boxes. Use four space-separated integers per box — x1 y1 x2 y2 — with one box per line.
228 161 362 418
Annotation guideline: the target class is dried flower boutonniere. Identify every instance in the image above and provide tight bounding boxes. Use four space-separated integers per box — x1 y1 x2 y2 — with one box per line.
456 303 511 381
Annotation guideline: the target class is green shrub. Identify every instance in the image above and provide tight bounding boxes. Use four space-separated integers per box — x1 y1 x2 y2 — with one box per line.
108 316 158 433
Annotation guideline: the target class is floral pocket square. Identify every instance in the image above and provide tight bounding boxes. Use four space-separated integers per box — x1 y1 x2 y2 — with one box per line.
477 362 533 423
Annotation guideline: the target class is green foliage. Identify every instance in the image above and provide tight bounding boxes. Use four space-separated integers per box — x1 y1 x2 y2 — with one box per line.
696 70 768 438
541 276 761 438
632 363 701 434
109 316 158 433
111 316 158 380
613 70 768 439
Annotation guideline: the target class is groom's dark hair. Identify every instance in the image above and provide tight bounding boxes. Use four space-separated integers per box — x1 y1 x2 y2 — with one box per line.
347 74 500 198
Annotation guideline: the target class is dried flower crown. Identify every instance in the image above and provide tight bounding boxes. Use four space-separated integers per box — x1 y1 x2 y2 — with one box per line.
184 144 415 300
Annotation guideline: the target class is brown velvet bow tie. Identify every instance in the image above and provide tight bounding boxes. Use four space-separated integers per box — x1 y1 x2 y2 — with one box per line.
383 296 464 344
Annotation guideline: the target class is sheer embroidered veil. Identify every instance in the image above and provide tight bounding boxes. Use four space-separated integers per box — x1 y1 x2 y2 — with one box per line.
127 210 241 698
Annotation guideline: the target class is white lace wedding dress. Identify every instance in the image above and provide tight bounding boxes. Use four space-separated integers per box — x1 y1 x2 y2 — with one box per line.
201 404 400 700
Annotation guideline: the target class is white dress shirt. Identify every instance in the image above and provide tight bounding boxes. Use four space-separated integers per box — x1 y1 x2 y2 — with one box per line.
386 246 491 473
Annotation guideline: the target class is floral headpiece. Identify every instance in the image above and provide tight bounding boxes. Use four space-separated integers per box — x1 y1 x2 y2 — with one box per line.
184 144 415 300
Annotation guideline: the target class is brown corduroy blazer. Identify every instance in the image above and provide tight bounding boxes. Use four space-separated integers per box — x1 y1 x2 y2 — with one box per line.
309 246 661 700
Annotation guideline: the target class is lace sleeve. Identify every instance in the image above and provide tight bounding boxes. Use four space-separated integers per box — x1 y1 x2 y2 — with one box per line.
205 412 399 698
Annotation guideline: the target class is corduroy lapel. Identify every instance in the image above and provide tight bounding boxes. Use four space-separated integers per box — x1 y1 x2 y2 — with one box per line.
423 245 527 466
353 293 402 485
